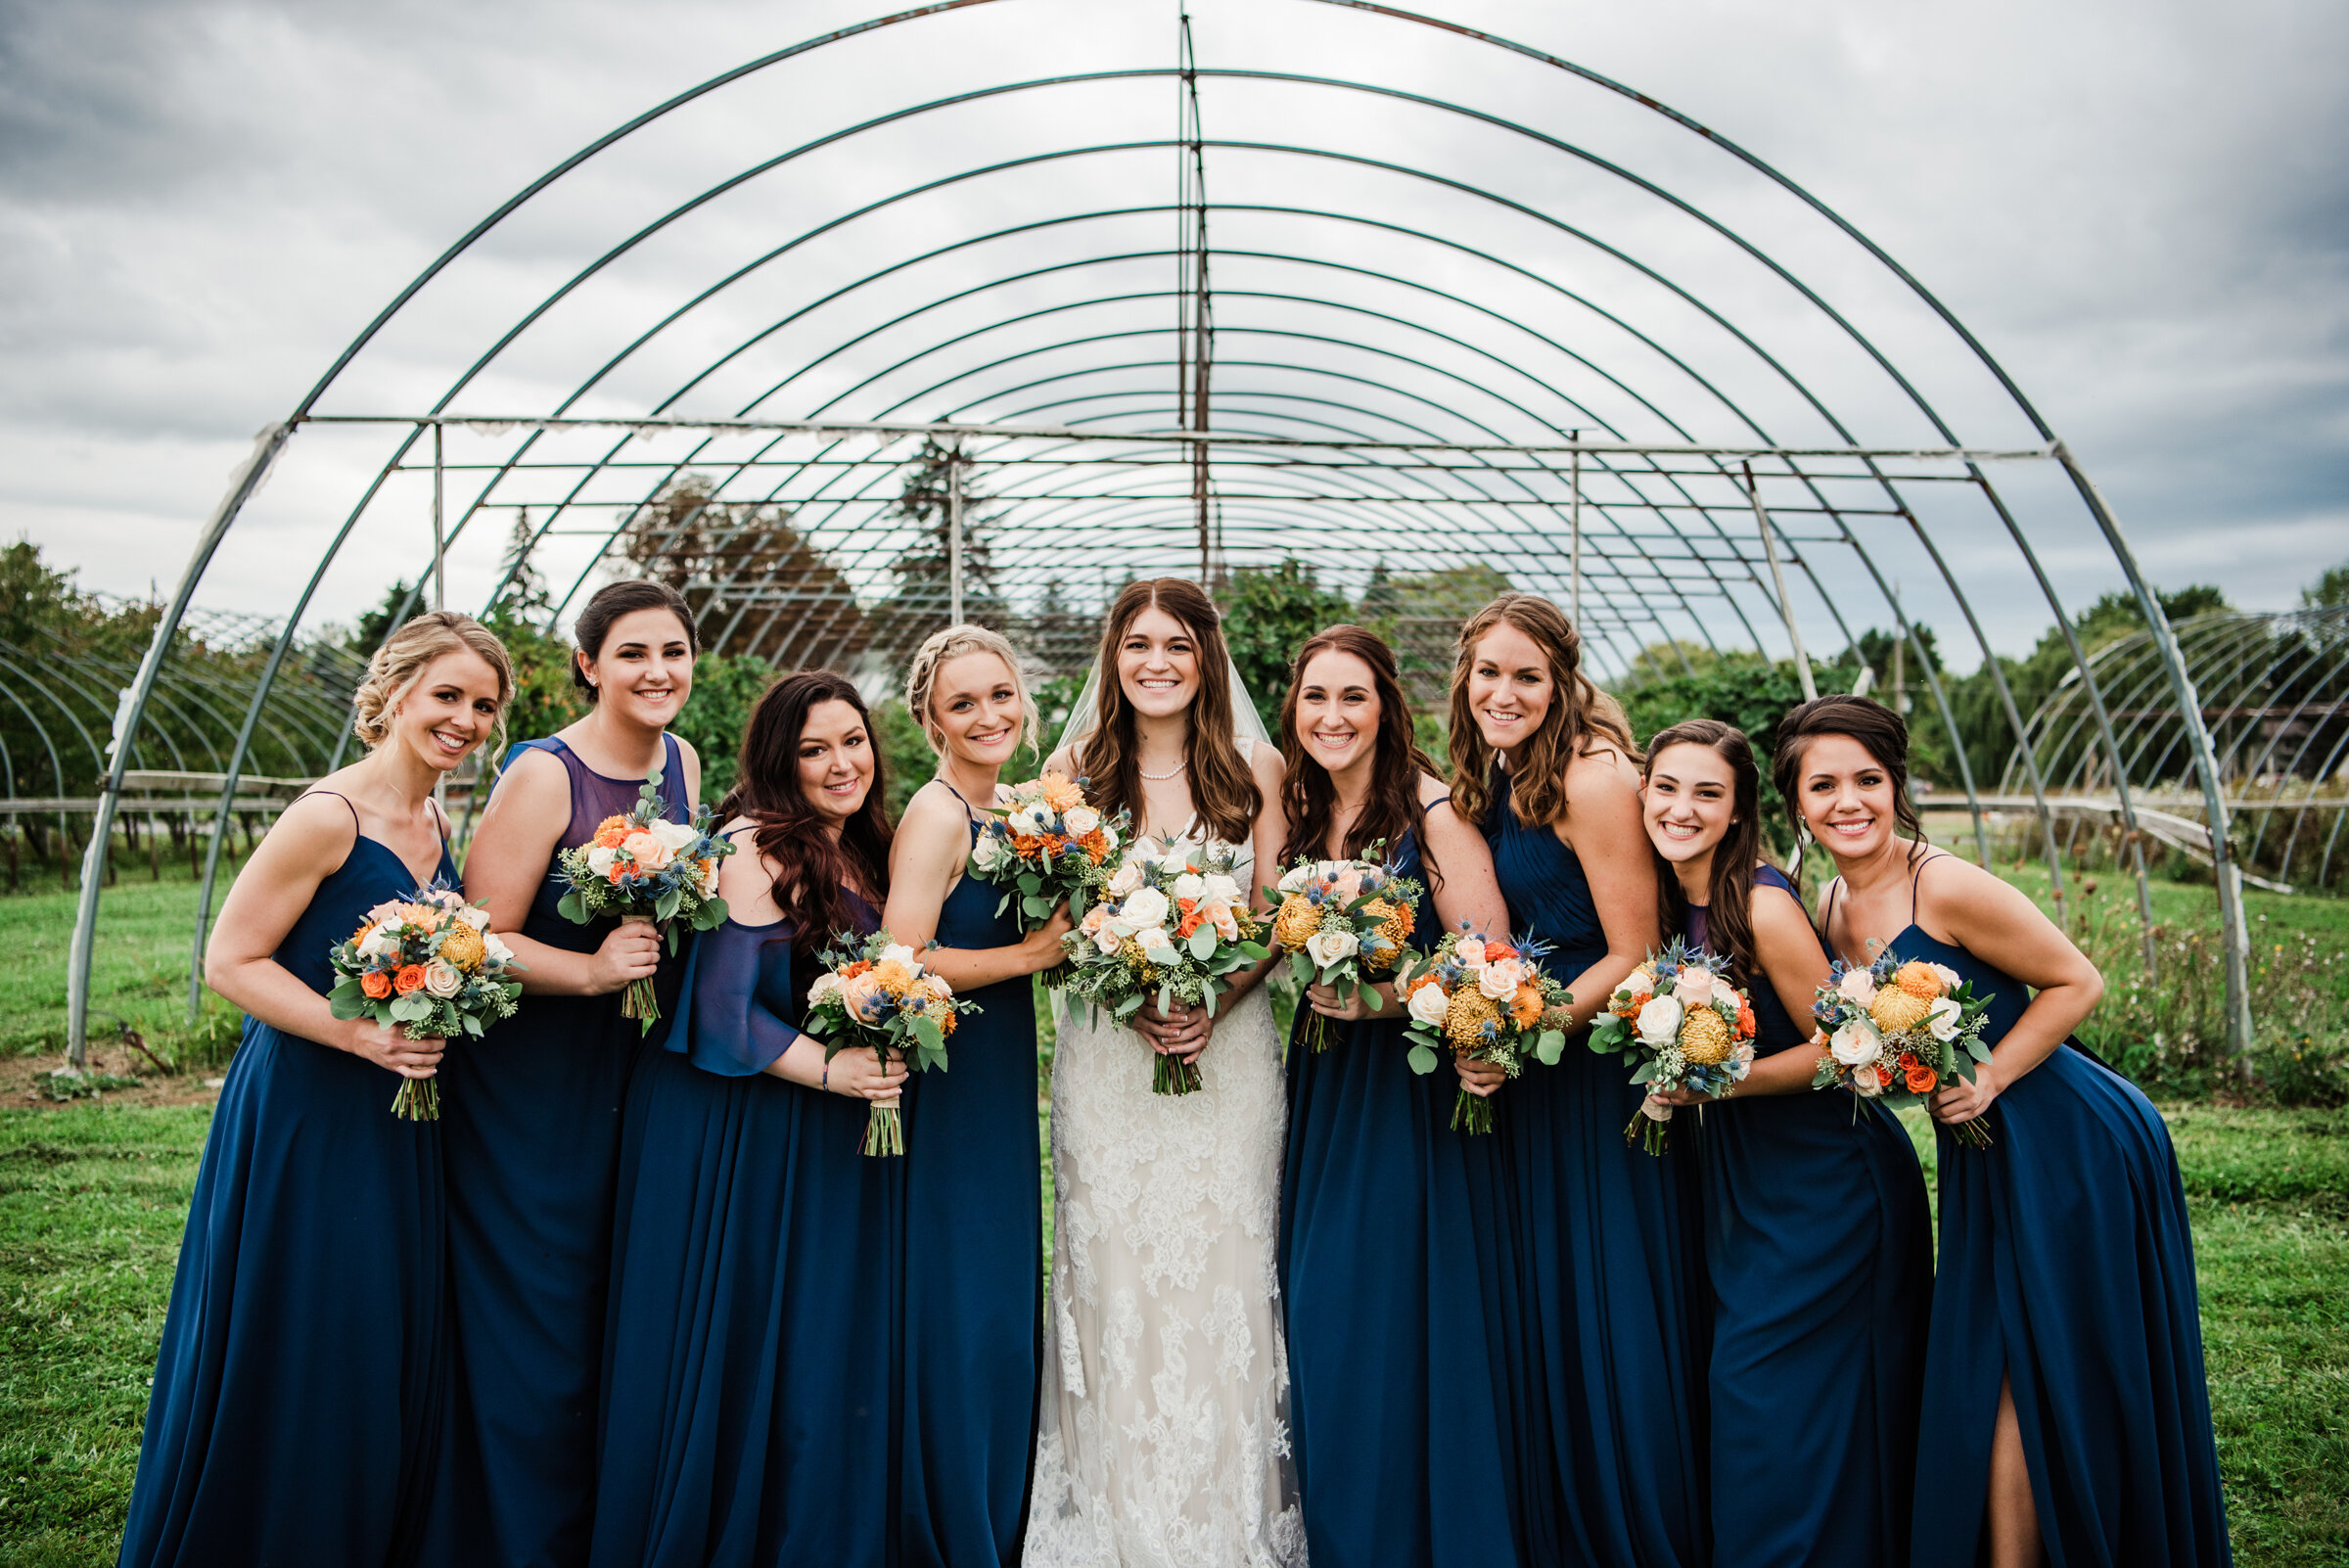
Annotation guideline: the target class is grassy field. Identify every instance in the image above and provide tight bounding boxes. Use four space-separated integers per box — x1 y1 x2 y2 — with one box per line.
4 862 2346 1564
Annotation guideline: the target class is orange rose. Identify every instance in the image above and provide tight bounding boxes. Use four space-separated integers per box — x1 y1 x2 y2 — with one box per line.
1509 983 1543 1028
1485 943 1519 961
842 959 873 979
1178 907 1206 939
1905 1060 1940 1094
1405 971 1443 998
1735 1001 1756 1038
592 818 630 850
393 964 428 994
607 864 628 886
360 970 393 1000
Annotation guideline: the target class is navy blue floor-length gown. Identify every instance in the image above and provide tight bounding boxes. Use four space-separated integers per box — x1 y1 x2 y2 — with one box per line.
119 797 453 1568
898 808 1042 1568
430 732 689 1568
1277 824 1521 1568
589 886 902 1568
1855 860 2233 1568
1688 866 1930 1567
1486 767 1709 1568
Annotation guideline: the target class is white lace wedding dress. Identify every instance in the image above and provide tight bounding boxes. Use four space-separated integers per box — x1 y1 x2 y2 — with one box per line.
1025 756 1307 1568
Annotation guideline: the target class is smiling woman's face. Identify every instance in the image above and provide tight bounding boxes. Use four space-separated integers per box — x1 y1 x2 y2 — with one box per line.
929 650 1024 767
1641 741 1735 866
393 649 503 772
1794 732 1899 862
1293 646 1380 776
1465 621 1553 753
582 607 694 729
797 698 874 824
1116 604 1201 719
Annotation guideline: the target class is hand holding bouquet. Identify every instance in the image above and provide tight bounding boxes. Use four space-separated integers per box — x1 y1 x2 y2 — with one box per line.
1588 940 1759 1154
967 771 1128 980
803 931 973 1156
1401 931 1574 1134
1264 848 1425 1052
1063 837 1271 1095
1810 951 1996 1147
554 765 734 1032
328 882 524 1120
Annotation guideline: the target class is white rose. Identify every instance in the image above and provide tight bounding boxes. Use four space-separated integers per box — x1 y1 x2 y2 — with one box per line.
1851 1065 1888 1098
879 944 918 970
585 845 619 876
1453 939 1488 967
1093 927 1123 954
1080 904 1108 935
648 818 699 853
1211 905 1239 941
1635 995 1684 1047
1710 976 1741 1011
807 972 844 1005
423 960 465 998
1277 864 1313 895
1173 872 1207 903
483 932 513 965
1479 958 1527 1000
357 926 390 958
1063 806 1099 837
1121 887 1171 930
621 830 674 872
1202 874 1243 905
1672 969 1715 1007
1407 983 1451 1027
1926 996 1963 1041
970 834 1004 871
1136 926 1177 959
1108 860 1146 898
1305 929 1359 968
457 906 491 931
1829 1017 1882 1068
1931 963 1963 992
1836 968 1878 1007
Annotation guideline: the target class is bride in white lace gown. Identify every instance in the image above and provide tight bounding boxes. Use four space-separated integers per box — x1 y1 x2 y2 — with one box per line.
1025 579 1307 1568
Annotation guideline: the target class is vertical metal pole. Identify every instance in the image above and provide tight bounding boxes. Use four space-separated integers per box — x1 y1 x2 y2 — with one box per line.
946 440 964 626
1570 442 1583 625
432 422 446 613
1746 462 1816 702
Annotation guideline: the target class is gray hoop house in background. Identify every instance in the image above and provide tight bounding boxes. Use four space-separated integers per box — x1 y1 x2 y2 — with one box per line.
64 0 2273 1061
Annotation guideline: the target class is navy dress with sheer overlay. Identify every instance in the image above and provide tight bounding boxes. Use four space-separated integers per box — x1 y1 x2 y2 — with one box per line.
1484 765 1709 1568
1687 866 1931 1567
589 880 903 1568
1277 820 1520 1568
429 732 690 1568
1842 858 2233 1568
118 796 453 1568
897 798 1043 1568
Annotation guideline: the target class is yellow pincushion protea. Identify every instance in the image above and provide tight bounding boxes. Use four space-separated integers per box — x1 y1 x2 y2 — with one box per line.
1272 896 1324 950
1869 987 1934 1035
1679 1005 1732 1065
438 923 486 972
1444 987 1500 1048
1892 960 1945 1000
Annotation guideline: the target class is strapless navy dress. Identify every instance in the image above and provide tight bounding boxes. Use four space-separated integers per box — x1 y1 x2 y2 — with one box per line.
1861 859 2232 1567
1485 767 1708 1567
1277 822 1520 1567
1687 866 1930 1566
897 808 1042 1567
430 732 688 1568
589 885 902 1568
118 797 452 1568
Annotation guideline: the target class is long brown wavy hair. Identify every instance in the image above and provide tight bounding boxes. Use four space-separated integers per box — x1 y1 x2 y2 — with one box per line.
1644 718 1767 987
1448 592 1638 829
1076 577 1260 843
719 669 894 950
1770 694 1929 867
1278 624 1443 878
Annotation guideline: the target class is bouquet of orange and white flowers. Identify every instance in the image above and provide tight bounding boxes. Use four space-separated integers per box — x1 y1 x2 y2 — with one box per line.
1064 837 1271 1095
1401 930 1574 1134
554 764 734 1032
1589 940 1759 1154
803 930 973 1156
328 881 524 1120
1810 949 1997 1147
1264 846 1424 1053
967 771 1129 982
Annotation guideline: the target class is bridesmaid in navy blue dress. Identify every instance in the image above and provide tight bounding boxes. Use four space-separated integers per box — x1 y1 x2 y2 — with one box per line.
435 581 701 1568
118 612 512 1568
1447 593 1707 1568
1779 695 2230 1568
1270 625 1520 1568
1637 718 1931 1567
881 625 1072 1568
589 669 909 1568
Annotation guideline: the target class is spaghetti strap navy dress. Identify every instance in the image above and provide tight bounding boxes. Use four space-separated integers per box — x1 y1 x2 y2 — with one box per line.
1277 820 1520 1568
430 732 689 1568
1871 857 2232 1568
118 795 453 1568
1485 766 1709 1568
897 799 1042 1568
1688 865 1930 1567
588 880 903 1568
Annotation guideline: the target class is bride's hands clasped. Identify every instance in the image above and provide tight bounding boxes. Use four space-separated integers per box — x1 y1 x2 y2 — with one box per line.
1133 997 1211 1062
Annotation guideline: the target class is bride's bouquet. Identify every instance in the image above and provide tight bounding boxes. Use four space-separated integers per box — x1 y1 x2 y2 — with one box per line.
802 930 973 1156
553 765 734 1032
1809 950 1997 1147
327 881 524 1120
1588 940 1759 1154
1263 845 1423 1053
1401 931 1574 1134
966 770 1129 982
1064 837 1271 1095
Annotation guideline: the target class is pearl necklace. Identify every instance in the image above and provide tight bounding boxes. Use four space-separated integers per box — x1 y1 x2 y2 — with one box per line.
1137 759 1188 781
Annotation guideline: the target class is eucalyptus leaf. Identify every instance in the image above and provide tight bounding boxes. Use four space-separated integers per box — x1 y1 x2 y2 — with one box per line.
1405 1044 1439 1074
1535 1029 1566 1067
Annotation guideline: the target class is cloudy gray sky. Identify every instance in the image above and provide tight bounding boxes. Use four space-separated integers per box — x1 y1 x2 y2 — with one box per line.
3 0 2342 663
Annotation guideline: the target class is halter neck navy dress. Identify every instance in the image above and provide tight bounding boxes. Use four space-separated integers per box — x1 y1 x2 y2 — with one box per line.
589 879 903 1568
1484 766 1709 1568
1277 821 1520 1568
430 732 689 1568
1685 866 1930 1567
1842 858 2232 1568
898 800 1043 1568
118 797 453 1568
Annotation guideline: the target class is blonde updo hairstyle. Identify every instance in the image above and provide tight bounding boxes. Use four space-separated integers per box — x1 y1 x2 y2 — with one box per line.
904 623 1039 759
350 611 515 756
